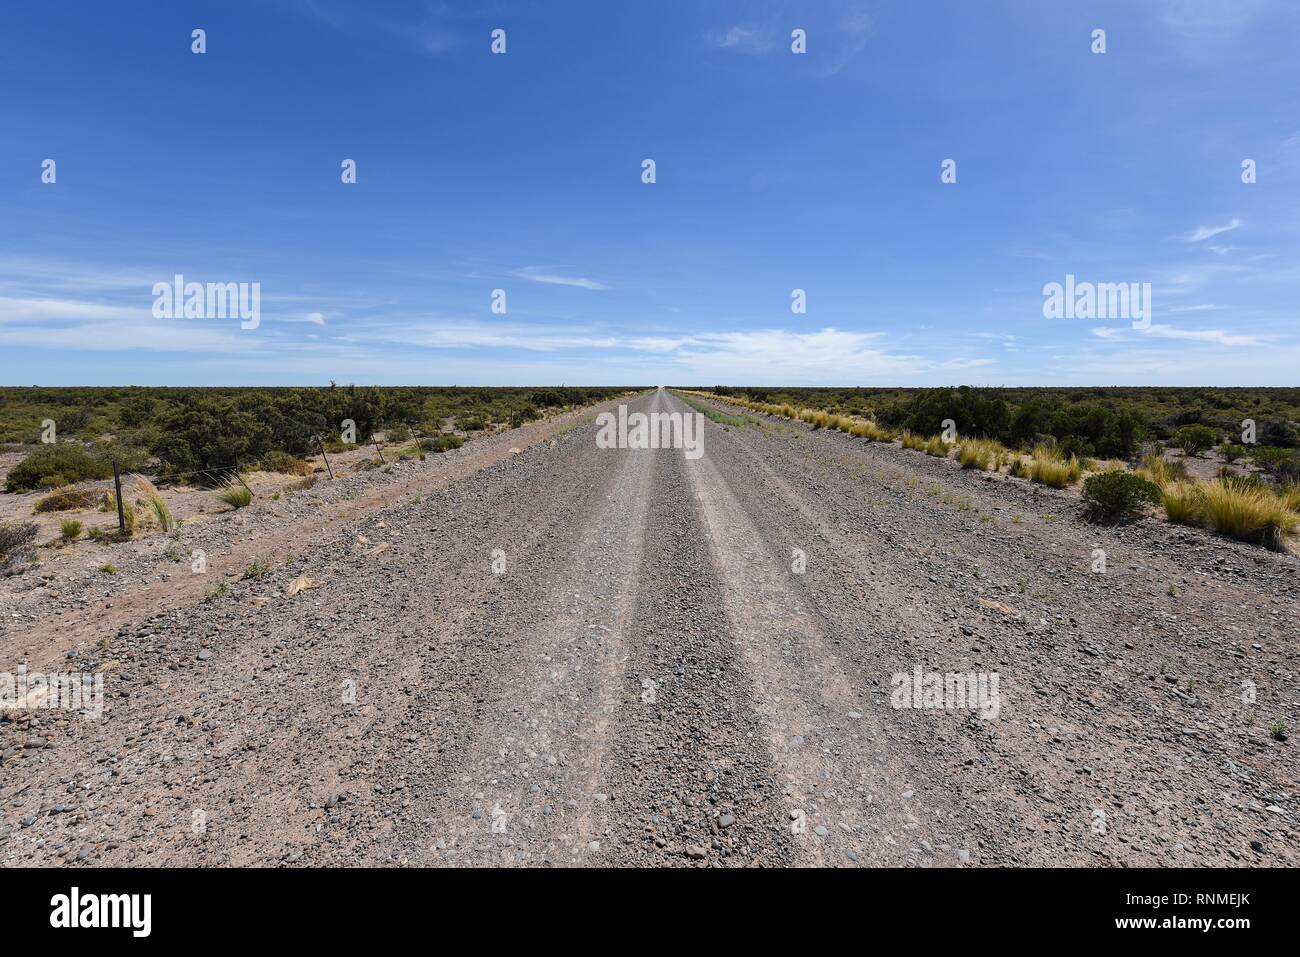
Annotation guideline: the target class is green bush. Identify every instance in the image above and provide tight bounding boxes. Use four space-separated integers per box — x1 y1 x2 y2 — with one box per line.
419 434 464 453
259 450 314 475
60 519 83 541
4 444 111 492
1082 471 1162 518
1172 424 1218 457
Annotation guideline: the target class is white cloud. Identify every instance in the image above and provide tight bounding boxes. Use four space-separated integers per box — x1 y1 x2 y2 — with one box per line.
419 30 461 55
0 296 137 323
1186 218 1242 242
514 267 609 291
1090 323 1266 346
662 327 928 383
704 26 772 54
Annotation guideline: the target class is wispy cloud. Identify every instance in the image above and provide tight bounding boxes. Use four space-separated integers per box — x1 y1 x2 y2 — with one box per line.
1090 322 1266 347
514 267 609 291
818 5 874 77
704 26 773 54
1186 218 1242 242
418 29 461 55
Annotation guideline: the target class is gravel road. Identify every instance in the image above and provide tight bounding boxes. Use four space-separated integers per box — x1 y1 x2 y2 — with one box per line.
2 388 1296 866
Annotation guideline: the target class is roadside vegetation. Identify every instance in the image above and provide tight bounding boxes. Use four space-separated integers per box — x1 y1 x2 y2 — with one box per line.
1 385 631 489
679 386 1300 551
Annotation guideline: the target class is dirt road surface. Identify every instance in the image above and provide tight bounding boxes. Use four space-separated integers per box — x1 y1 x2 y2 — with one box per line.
2 389 1296 866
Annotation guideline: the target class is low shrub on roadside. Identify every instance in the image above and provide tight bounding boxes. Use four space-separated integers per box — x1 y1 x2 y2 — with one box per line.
1082 471 1161 519
4 443 111 492
0 521 39 570
34 487 102 512
60 519 83 542
260 451 315 475
923 436 950 457
419 434 464 453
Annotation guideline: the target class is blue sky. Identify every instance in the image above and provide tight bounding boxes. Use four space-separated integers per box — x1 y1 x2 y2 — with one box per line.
2 0 1298 386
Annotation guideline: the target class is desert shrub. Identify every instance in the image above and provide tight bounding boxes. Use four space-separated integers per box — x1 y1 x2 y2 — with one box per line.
0 521 39 567
259 451 314 475
34 487 101 512
242 556 272 579
60 519 83 541
419 434 464 453
151 403 272 480
1260 419 1299 448
1082 471 1161 518
216 483 252 509
5 444 111 492
1219 443 1247 464
457 416 487 432
901 387 1011 443
384 423 412 443
1272 450 1300 485
320 436 358 453
923 436 950 457
1172 424 1217 456
900 431 927 452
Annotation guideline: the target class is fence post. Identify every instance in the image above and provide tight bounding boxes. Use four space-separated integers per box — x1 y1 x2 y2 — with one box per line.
317 435 335 479
112 461 126 535
372 435 385 464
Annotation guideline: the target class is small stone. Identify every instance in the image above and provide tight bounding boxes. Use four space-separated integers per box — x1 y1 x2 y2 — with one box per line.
196 650 212 661
685 845 707 859
719 813 735 828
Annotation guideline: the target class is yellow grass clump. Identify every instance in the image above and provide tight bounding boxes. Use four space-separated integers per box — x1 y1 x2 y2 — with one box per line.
1197 480 1298 550
957 438 1006 471
1027 444 1082 488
